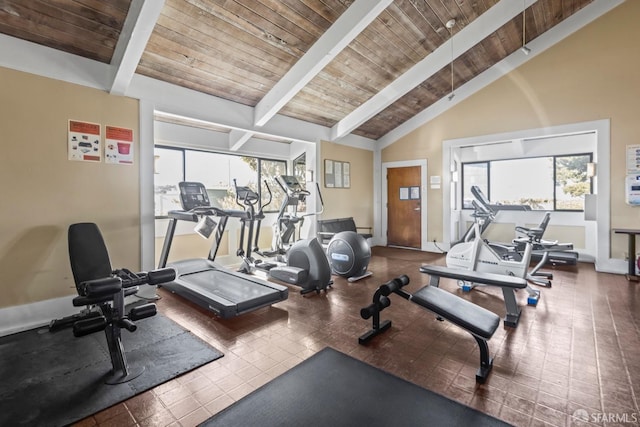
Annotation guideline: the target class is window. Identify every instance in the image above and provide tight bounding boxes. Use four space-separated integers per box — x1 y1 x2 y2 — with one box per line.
293 153 306 184
462 153 592 211
153 146 287 216
491 157 554 210
260 158 288 212
154 147 183 216
461 163 488 209
555 155 591 210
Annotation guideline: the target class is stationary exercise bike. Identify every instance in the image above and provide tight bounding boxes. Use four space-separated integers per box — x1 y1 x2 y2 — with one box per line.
464 185 577 273
446 201 541 305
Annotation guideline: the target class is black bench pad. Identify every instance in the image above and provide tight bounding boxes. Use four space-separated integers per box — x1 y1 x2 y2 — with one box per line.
410 286 500 339
419 265 527 289
317 217 372 244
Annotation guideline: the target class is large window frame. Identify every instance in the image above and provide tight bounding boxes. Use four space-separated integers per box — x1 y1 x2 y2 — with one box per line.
154 145 287 217
461 152 593 212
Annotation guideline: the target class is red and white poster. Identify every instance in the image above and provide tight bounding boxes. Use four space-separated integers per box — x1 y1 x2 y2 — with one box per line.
68 120 101 162
105 126 134 165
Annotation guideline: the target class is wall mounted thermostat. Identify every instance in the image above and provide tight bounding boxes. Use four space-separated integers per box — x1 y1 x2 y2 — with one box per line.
625 174 640 206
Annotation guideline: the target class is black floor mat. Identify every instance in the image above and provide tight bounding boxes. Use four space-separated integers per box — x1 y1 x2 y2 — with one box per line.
200 347 511 427
0 313 223 427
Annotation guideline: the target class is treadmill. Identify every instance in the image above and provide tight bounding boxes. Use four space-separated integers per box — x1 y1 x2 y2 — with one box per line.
157 182 288 318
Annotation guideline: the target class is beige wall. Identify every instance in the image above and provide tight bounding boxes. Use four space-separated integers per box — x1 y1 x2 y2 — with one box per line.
0 67 140 308
320 141 374 229
382 1 640 258
154 231 230 266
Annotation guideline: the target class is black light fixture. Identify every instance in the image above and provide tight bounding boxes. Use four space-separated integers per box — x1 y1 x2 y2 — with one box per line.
446 19 456 101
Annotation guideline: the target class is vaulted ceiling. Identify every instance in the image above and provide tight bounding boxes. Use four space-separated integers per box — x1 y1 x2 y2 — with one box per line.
0 0 621 147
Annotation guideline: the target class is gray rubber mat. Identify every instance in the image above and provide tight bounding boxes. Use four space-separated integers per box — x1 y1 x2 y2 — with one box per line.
201 347 511 427
0 313 223 427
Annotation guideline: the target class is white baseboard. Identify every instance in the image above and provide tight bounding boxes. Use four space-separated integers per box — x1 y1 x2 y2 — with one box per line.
595 258 627 275
424 241 449 254
0 285 162 338
0 295 77 337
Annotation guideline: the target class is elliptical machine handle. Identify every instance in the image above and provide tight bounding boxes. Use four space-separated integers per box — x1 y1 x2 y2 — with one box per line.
315 182 324 215
301 182 324 218
275 175 288 193
261 179 272 211
233 178 243 209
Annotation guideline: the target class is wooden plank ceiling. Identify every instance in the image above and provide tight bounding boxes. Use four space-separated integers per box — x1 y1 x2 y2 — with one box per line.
0 0 594 142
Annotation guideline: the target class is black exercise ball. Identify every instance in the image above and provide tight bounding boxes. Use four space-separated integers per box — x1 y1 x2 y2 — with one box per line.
327 231 370 278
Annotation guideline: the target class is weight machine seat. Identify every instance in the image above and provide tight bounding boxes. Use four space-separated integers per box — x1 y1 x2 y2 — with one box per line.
69 223 114 289
66 222 169 384
410 286 499 339
69 223 138 305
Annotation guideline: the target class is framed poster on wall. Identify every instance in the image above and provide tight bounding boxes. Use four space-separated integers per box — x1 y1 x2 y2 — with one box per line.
324 159 350 188
68 120 101 162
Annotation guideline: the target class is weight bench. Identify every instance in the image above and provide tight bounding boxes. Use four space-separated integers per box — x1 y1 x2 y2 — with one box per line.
61 222 176 384
317 217 372 247
359 273 501 383
420 265 529 327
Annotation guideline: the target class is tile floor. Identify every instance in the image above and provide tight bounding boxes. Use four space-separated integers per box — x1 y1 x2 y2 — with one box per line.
74 247 640 427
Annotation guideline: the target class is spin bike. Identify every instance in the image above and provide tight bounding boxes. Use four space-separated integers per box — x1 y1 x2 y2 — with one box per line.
446 201 542 306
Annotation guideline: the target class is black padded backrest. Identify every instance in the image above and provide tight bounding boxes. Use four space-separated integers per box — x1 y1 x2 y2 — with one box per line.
318 217 357 234
68 223 113 291
538 212 551 232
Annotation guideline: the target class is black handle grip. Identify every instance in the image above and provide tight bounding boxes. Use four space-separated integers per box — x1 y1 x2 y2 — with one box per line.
361 303 376 320
147 268 176 285
360 296 391 319
129 303 157 321
380 275 410 296
79 277 122 297
118 318 137 332
378 295 391 310
73 316 107 337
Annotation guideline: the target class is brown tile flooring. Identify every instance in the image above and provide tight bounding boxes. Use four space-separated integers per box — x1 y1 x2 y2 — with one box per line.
75 247 640 427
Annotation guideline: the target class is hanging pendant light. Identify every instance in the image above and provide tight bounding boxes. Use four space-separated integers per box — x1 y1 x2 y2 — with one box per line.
446 19 456 101
521 0 531 55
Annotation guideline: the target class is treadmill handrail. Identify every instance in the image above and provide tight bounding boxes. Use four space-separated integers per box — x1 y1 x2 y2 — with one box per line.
168 207 249 222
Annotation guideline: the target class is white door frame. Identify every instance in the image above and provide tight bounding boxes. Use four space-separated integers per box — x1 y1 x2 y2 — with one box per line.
381 159 428 250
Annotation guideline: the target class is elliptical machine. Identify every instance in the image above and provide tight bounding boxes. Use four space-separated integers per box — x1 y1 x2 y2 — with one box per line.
233 179 332 295
233 179 278 274
267 175 324 262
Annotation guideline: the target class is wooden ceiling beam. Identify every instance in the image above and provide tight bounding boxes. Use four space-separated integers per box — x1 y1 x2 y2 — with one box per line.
253 0 393 127
331 0 540 141
229 129 254 151
110 0 165 96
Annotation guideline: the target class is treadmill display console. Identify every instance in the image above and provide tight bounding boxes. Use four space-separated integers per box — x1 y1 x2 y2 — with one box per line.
178 182 211 211
280 175 303 192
